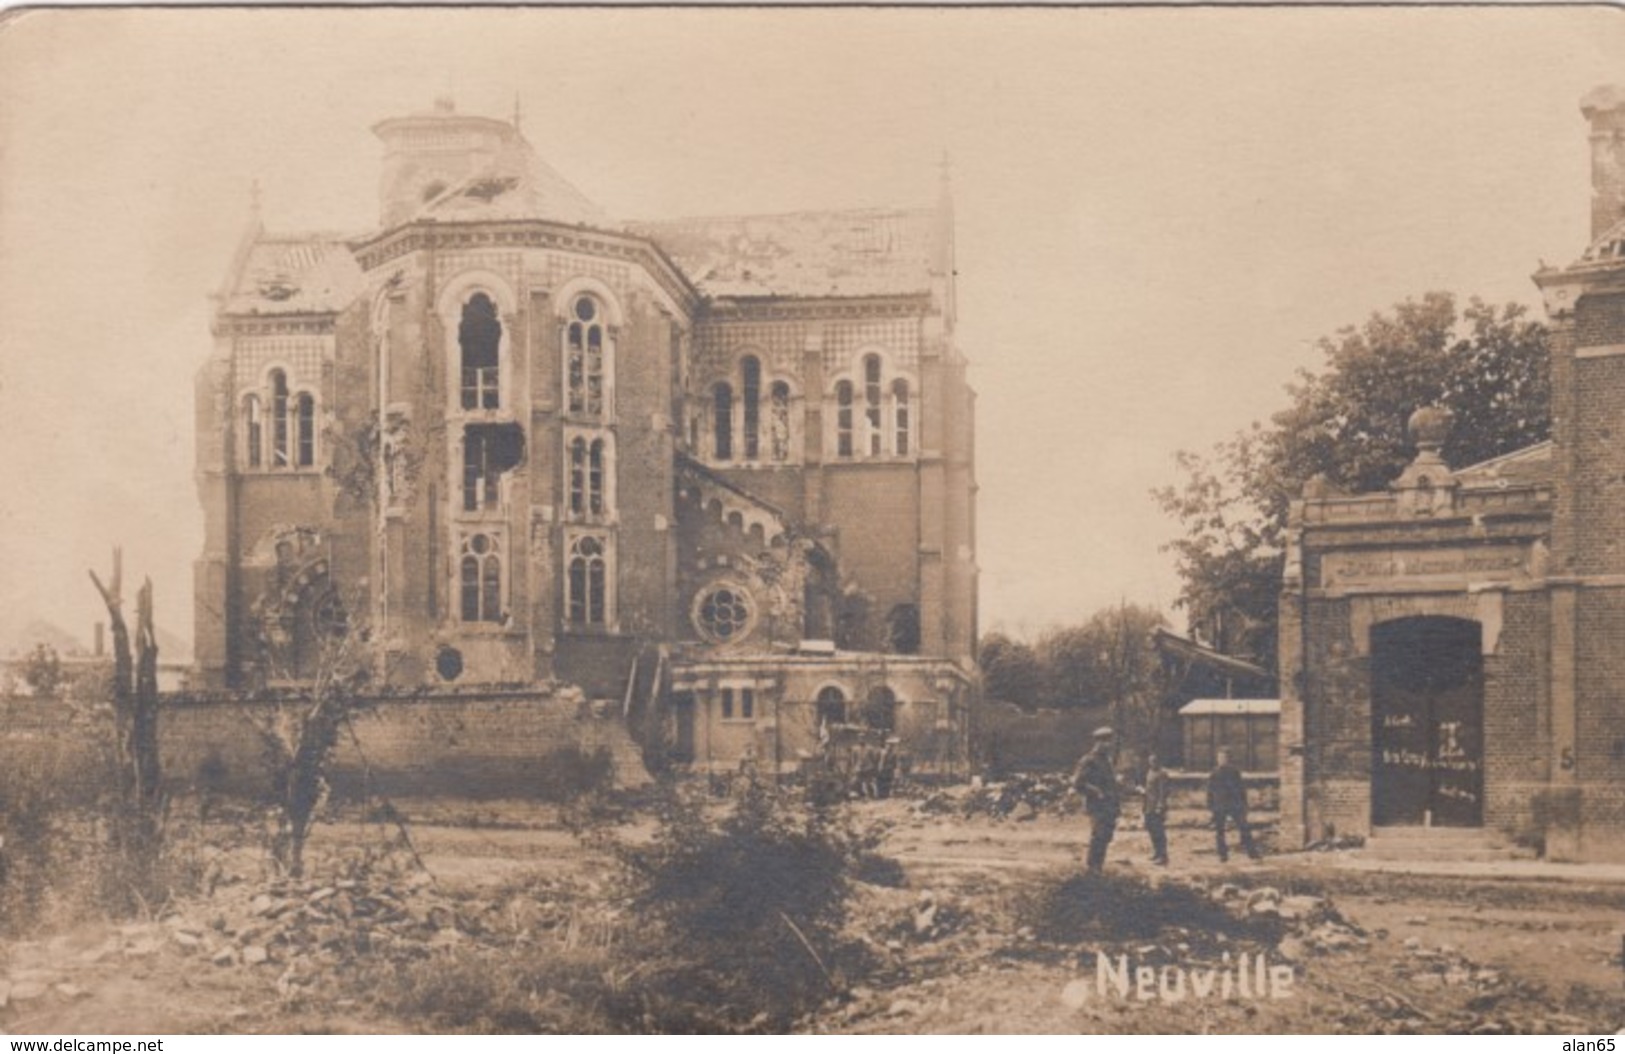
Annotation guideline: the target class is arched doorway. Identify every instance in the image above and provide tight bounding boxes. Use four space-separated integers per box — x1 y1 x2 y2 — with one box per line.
1369 616 1483 827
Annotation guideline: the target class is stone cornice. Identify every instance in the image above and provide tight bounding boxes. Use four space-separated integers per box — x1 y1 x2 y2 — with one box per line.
698 296 933 323
212 316 336 337
349 219 701 313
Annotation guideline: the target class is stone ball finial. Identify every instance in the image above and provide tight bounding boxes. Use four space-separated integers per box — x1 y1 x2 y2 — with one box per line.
1408 405 1452 453
1582 84 1625 121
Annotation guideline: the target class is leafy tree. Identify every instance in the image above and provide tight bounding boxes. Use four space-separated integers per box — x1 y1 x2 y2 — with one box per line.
1154 293 1549 669
978 631 1043 707
19 643 64 698
1035 605 1167 756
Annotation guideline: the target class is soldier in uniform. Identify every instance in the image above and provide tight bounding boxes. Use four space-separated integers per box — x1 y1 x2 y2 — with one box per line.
1071 726 1121 874
1142 753 1171 866
1207 748 1261 862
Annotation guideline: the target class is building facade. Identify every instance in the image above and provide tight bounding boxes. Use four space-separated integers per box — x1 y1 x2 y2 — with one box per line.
1278 86 1625 859
193 100 977 775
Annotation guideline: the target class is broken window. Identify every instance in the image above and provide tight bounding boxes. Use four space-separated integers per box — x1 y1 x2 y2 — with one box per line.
567 533 609 627
721 687 735 720
864 687 898 732
816 686 848 727
835 381 854 458
769 381 791 462
459 532 503 623
741 355 761 460
864 355 883 457
271 369 291 467
459 293 501 411
244 395 263 468
463 423 524 512
296 393 316 467
740 687 755 720
566 295 606 417
713 382 733 461
892 380 910 457
887 603 921 655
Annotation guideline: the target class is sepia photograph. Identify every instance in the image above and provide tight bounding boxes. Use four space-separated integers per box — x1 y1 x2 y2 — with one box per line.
1 4 1624 1037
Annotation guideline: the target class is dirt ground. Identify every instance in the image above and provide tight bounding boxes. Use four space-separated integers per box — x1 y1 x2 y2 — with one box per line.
3 794 1624 1035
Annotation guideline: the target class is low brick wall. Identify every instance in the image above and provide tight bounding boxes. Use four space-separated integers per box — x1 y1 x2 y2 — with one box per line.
1 690 651 804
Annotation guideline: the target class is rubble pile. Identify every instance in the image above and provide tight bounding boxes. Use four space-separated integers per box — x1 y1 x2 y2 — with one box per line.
1204 883 1368 956
912 775 1075 821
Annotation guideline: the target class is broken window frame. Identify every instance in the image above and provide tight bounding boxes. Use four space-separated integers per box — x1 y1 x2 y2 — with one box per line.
769 381 792 462
459 293 502 412
816 685 848 727
864 354 884 457
243 394 264 469
271 369 291 467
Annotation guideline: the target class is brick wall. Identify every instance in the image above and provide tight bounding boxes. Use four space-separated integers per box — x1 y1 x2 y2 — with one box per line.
1483 591 1550 833
0 692 650 804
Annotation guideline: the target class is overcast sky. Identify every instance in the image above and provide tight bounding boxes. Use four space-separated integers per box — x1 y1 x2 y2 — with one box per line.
1 7 1621 653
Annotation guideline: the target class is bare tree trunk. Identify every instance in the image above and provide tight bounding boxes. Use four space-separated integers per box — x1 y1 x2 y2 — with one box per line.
89 548 163 867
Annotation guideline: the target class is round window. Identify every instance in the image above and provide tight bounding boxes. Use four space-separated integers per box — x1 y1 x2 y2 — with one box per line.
574 296 597 323
694 584 755 644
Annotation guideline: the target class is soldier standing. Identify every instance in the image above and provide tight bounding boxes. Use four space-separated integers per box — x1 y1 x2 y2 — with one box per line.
1071 727 1121 874
1207 748 1261 862
1143 753 1171 866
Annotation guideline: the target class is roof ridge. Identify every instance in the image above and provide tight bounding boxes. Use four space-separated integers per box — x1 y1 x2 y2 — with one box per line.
633 203 934 227
1453 439 1553 476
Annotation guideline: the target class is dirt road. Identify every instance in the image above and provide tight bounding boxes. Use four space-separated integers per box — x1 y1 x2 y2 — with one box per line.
3 797 1623 1034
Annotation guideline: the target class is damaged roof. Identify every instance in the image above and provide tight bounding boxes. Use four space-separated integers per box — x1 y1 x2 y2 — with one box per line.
630 207 940 299
1451 441 1553 488
222 235 365 316
415 153 613 229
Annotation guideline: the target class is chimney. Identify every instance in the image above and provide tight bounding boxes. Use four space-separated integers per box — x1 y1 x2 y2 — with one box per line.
1582 85 1625 240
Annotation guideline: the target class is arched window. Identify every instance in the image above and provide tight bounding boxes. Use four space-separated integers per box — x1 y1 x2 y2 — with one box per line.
270 370 290 467
566 295 605 417
864 686 898 732
892 379 910 457
244 395 263 469
864 355 883 457
769 381 791 462
816 686 848 728
459 293 501 411
713 383 734 461
459 532 502 623
741 356 761 461
568 534 608 627
296 392 316 467
835 381 854 459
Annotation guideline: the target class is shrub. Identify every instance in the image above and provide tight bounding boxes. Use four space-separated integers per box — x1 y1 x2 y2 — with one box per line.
619 780 866 1029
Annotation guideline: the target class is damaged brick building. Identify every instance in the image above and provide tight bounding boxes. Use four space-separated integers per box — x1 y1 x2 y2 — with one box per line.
190 100 975 779
191 99 977 782
1278 86 1625 860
